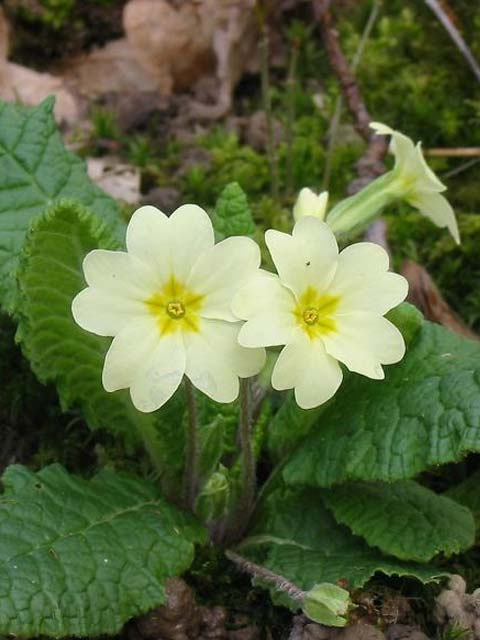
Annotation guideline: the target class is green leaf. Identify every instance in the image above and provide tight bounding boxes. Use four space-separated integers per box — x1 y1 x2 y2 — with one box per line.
0 97 124 309
0 464 206 638
267 392 323 463
212 182 256 239
242 487 444 591
322 481 475 562
283 322 480 487
14 200 181 482
447 470 480 530
268 303 424 463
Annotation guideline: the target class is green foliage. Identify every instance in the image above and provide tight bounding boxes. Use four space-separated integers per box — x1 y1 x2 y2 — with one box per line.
0 464 205 637
267 303 423 462
388 211 480 331
181 131 270 206
212 182 257 240
283 322 480 487
322 481 475 562
0 98 123 310
340 4 480 146
14 200 185 489
243 487 444 592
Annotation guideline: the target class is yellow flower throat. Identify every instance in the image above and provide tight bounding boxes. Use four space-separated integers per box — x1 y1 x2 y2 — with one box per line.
146 275 204 335
294 286 339 339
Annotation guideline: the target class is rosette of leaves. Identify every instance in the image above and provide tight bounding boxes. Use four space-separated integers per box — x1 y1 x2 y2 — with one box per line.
0 98 479 637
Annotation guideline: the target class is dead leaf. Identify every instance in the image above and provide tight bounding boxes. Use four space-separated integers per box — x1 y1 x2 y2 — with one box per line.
402 259 478 340
87 156 140 204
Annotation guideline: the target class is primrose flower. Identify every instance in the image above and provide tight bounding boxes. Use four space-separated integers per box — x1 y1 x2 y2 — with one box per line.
293 188 329 222
370 122 460 243
233 217 408 410
72 205 265 412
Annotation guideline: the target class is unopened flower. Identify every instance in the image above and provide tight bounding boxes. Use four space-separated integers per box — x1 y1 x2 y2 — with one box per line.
72 205 265 412
293 188 329 222
233 217 408 409
370 122 460 243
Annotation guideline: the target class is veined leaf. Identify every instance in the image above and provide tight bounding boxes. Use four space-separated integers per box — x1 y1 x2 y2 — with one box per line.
242 487 445 592
212 182 256 239
267 303 423 462
0 97 123 309
0 464 205 638
15 200 183 482
283 322 480 487
323 481 475 562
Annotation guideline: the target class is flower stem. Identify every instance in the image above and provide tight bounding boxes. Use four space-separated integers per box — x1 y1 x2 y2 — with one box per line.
235 379 256 534
183 377 200 512
225 550 305 601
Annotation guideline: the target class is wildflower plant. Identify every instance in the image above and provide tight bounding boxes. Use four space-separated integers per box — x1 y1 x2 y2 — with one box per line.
0 98 479 638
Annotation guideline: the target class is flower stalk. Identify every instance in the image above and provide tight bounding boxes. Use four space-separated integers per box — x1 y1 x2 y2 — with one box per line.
184 377 200 512
236 379 256 531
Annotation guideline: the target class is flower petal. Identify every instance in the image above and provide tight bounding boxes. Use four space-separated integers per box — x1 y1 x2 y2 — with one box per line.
238 311 299 348
102 317 160 391
129 332 186 412
82 249 159 297
265 218 338 296
126 205 171 279
329 242 408 315
409 190 460 244
232 270 294 320
188 236 261 322
72 287 147 336
184 320 263 402
272 335 343 409
322 312 406 379
370 122 416 169
169 204 215 281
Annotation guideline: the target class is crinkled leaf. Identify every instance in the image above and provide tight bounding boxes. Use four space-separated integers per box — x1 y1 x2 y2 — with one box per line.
0 464 205 638
212 182 256 239
283 322 480 487
0 97 123 309
242 487 444 592
14 200 183 485
268 303 423 463
323 481 475 562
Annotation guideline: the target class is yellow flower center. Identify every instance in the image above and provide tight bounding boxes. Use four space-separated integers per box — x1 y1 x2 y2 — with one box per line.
294 286 339 339
166 300 186 319
146 275 204 335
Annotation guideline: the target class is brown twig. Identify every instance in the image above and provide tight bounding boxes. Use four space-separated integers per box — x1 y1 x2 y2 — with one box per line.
313 0 388 194
425 147 480 157
315 1 477 341
424 0 480 84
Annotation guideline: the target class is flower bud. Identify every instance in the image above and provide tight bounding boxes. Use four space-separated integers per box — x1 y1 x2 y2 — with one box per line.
302 583 350 627
293 188 329 222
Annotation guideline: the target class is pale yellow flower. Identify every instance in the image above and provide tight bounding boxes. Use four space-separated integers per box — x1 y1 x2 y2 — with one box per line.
233 217 408 409
370 122 460 243
72 204 265 412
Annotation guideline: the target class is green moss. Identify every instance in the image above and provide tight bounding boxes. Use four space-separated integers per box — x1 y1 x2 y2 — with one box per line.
387 209 480 331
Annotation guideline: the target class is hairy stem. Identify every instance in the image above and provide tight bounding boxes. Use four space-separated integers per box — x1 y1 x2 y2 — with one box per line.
183 377 200 512
226 550 305 601
235 379 256 534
